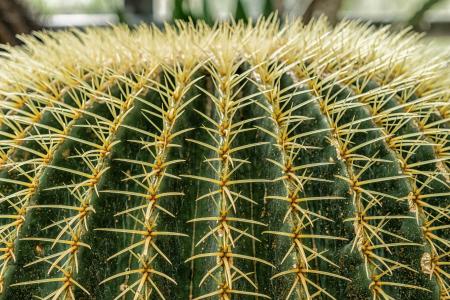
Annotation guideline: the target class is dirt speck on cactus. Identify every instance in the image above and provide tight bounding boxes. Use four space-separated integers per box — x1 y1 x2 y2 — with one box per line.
0 15 449 300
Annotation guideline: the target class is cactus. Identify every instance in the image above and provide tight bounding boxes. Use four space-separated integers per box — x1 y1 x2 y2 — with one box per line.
0 17 449 300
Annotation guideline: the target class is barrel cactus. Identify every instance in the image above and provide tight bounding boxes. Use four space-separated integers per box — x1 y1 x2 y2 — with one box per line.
0 16 448 300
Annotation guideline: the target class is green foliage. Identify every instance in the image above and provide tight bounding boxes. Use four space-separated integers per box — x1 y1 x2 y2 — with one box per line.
408 0 445 28
0 16 448 300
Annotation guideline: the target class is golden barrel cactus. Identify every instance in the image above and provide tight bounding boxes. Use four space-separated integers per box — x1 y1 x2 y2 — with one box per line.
0 17 448 299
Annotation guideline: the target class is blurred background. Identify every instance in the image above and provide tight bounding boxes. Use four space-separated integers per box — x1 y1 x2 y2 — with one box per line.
0 0 449 50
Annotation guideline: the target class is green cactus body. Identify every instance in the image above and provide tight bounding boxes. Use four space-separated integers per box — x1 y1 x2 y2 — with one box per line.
0 17 448 300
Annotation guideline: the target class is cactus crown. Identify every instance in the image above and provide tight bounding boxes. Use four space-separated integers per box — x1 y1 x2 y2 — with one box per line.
0 16 449 300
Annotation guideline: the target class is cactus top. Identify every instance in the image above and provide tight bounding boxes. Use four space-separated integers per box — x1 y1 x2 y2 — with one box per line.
0 17 448 91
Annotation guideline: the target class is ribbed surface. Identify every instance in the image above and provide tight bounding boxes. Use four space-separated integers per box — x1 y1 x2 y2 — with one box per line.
0 18 448 299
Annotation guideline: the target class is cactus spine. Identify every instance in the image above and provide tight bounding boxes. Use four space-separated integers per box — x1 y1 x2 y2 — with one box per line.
0 17 448 299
